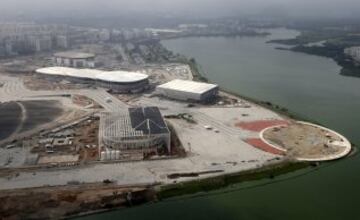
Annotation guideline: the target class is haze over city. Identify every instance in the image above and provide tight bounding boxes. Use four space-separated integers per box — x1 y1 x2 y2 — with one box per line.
0 0 360 220
1 0 360 19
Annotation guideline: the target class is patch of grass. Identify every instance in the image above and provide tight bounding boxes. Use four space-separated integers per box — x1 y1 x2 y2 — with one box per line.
158 161 308 199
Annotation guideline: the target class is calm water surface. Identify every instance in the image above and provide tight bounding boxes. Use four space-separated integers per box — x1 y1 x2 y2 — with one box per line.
77 29 360 220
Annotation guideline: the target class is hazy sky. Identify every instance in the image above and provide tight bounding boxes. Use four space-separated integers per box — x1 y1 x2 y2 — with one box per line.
1 0 360 19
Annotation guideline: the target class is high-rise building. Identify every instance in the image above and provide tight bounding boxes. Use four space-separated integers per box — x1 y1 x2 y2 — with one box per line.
56 35 68 49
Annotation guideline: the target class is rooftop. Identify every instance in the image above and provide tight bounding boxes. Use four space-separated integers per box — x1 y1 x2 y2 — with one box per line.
101 107 169 140
96 71 149 83
157 79 218 94
54 52 95 59
129 107 169 135
36 67 149 83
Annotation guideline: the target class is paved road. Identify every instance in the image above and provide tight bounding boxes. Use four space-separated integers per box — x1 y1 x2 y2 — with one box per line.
77 89 128 112
0 76 29 101
191 111 256 138
0 75 127 112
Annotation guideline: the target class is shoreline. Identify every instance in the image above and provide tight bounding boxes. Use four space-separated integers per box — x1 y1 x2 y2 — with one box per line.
64 161 310 220
71 55 349 216
185 56 321 124
1 33 355 220
149 54 355 197
159 32 270 41
66 160 304 220
157 160 307 200
68 48 355 219
267 30 360 78
273 46 360 77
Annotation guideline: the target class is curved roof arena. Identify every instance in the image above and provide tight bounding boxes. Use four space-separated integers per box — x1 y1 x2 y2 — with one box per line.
36 67 149 83
54 52 95 59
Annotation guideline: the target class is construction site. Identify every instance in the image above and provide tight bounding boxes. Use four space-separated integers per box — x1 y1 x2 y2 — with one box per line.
0 65 351 176
99 107 171 161
0 45 353 219
0 107 183 169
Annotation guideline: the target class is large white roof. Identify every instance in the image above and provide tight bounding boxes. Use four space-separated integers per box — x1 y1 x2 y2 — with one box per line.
36 67 149 83
157 79 218 94
54 52 95 59
96 71 149 83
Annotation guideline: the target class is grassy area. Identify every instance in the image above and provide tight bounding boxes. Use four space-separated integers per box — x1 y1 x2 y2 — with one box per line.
158 161 309 199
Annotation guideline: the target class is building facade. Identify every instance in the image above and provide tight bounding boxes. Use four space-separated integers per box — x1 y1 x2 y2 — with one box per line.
53 52 96 68
99 107 171 160
36 67 149 93
344 46 360 63
156 79 219 102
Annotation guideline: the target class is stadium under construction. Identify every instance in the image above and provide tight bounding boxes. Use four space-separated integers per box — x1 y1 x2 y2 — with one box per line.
98 107 171 160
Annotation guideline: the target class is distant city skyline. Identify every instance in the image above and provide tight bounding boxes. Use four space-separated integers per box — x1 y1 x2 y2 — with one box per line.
0 0 360 20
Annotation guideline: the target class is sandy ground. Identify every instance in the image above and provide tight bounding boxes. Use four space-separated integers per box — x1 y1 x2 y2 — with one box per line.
263 122 351 160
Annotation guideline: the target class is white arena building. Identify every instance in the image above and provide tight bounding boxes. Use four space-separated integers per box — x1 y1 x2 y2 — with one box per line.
53 52 96 68
156 79 219 102
36 67 149 93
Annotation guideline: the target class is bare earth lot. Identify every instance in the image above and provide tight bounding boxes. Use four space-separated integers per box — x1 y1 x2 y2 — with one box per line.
0 183 154 220
263 122 351 160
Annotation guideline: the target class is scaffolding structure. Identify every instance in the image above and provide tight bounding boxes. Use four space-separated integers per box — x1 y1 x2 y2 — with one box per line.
99 107 171 155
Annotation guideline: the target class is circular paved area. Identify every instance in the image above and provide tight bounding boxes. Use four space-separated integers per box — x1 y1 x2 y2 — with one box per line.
260 121 352 161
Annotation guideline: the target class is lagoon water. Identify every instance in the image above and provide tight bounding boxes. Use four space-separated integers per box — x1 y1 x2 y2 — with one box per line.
77 29 360 220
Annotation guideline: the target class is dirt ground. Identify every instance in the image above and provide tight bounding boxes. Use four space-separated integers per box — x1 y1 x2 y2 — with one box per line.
23 74 93 91
76 119 100 162
143 64 193 84
263 122 347 159
32 117 100 165
0 183 155 220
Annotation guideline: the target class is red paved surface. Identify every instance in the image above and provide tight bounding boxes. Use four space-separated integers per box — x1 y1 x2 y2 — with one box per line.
235 120 289 132
245 138 285 155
